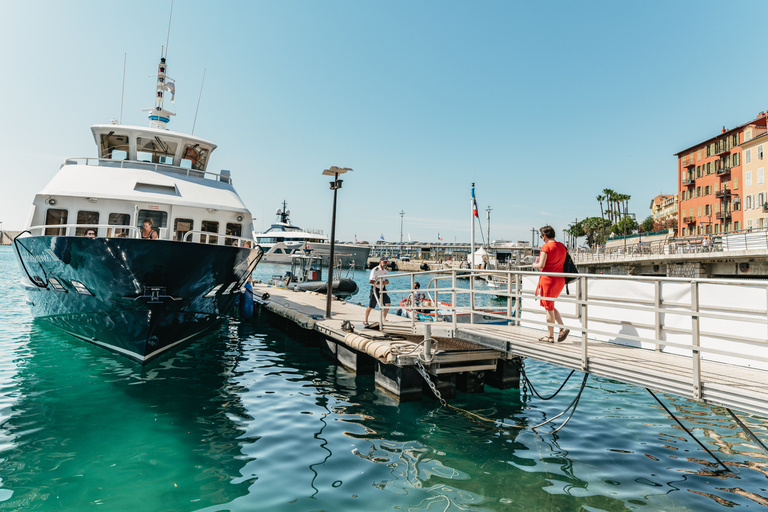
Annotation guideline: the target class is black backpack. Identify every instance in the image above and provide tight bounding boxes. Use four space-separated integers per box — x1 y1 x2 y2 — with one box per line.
562 249 578 294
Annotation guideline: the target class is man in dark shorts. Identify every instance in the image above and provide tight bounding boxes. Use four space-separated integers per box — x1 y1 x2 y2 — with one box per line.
364 257 390 326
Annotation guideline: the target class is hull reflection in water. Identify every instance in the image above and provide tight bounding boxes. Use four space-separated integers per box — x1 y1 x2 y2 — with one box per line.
13 235 260 363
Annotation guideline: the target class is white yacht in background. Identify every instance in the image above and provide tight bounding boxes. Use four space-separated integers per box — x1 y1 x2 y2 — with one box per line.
254 201 370 268
12 50 262 364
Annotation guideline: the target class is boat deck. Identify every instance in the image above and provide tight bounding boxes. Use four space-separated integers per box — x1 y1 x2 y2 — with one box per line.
252 283 768 417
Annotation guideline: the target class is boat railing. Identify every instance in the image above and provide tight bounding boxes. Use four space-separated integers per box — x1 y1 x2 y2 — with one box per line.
62 157 233 183
371 267 768 396
25 224 142 238
182 230 254 247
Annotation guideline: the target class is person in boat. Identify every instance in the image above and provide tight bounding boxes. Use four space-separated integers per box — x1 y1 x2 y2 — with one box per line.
364 256 390 327
140 219 158 239
409 282 426 313
531 225 569 343
85 229 96 238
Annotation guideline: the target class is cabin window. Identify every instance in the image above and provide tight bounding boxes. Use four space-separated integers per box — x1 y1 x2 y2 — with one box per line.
136 136 178 165
137 209 168 238
100 132 130 160
225 223 242 246
45 208 68 236
76 210 100 237
108 213 131 238
174 218 194 241
181 144 209 171
201 220 219 245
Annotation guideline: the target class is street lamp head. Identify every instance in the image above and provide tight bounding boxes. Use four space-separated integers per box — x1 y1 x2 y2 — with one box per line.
322 166 353 176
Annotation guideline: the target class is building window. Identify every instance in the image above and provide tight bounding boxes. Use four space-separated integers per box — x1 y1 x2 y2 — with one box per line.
746 195 753 209
734 177 739 189
759 167 765 184
746 171 753 187
735 153 740 166
759 145 764 160
747 219 753 230
745 149 752 164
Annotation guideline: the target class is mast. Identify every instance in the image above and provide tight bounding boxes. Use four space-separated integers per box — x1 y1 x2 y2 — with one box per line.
471 183 476 268
141 52 176 129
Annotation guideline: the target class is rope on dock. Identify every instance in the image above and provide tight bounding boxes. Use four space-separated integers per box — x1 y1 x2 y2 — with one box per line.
262 301 316 330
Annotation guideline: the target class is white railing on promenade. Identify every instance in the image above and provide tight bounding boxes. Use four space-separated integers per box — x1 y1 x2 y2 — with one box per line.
572 229 768 264
371 268 768 399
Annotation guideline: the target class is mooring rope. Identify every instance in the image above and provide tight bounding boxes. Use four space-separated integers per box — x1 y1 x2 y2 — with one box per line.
726 408 768 458
646 388 731 473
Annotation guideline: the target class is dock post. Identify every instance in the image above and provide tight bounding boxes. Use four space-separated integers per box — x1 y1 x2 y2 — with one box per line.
423 323 432 360
514 273 522 326
654 280 662 352
486 357 521 389
691 281 701 399
580 275 588 371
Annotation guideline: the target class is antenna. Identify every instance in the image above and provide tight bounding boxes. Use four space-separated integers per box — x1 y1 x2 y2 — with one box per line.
165 0 174 58
192 69 206 135
119 53 126 124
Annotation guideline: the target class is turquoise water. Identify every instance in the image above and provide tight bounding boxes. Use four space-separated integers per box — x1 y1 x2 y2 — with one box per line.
1 246 768 511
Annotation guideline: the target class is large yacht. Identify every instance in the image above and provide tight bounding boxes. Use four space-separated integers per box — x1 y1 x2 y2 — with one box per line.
254 202 370 268
12 52 262 364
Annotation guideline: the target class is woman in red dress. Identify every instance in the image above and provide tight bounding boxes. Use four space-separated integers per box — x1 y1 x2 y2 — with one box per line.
531 225 570 342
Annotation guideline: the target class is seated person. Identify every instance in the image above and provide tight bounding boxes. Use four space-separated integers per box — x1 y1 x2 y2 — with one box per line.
140 219 158 239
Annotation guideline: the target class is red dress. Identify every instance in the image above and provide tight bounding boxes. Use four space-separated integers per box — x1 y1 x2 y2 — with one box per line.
537 241 567 311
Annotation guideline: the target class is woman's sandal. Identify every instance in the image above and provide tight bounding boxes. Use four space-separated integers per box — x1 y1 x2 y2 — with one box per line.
557 328 570 342
538 336 555 343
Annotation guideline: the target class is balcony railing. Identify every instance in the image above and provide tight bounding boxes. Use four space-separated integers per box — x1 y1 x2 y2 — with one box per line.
682 178 695 186
715 144 729 156
717 166 732 176
716 211 732 220
715 188 732 198
682 159 696 168
683 216 695 224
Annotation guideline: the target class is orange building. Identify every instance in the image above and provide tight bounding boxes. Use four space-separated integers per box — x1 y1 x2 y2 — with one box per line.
676 113 768 237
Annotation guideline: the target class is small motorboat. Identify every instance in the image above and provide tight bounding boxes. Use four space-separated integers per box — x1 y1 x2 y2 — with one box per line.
397 297 509 325
268 252 358 299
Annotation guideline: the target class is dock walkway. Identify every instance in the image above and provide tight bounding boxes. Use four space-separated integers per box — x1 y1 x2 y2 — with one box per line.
251 281 768 417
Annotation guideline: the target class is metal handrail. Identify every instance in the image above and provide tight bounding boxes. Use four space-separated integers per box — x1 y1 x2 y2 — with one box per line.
25 224 142 238
62 157 233 183
372 268 768 395
182 230 255 247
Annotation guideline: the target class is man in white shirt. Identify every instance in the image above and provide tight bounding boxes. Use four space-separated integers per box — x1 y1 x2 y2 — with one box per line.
364 257 390 326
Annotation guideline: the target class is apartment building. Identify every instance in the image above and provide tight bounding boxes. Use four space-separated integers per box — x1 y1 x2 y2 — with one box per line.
676 113 768 236
741 131 768 229
650 194 677 223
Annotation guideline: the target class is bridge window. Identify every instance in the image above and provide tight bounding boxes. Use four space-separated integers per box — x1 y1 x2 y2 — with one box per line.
137 136 178 165
45 208 68 236
181 144 209 171
100 132 129 160
76 210 99 237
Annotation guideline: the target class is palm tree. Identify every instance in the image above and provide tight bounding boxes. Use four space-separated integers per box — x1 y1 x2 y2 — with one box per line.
596 194 605 244
603 188 616 224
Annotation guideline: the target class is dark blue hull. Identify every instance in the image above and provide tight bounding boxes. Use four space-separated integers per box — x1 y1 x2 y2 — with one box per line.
13 235 261 363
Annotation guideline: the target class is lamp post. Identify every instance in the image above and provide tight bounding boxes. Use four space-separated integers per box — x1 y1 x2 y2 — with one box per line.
323 166 353 319
399 210 405 256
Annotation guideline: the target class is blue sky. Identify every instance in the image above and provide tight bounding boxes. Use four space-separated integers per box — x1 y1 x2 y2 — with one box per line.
3 0 768 244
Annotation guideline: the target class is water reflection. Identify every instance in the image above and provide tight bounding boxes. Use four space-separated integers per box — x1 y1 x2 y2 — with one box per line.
0 319 255 511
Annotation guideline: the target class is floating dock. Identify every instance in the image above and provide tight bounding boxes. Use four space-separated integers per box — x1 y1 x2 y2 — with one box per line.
251 268 768 418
